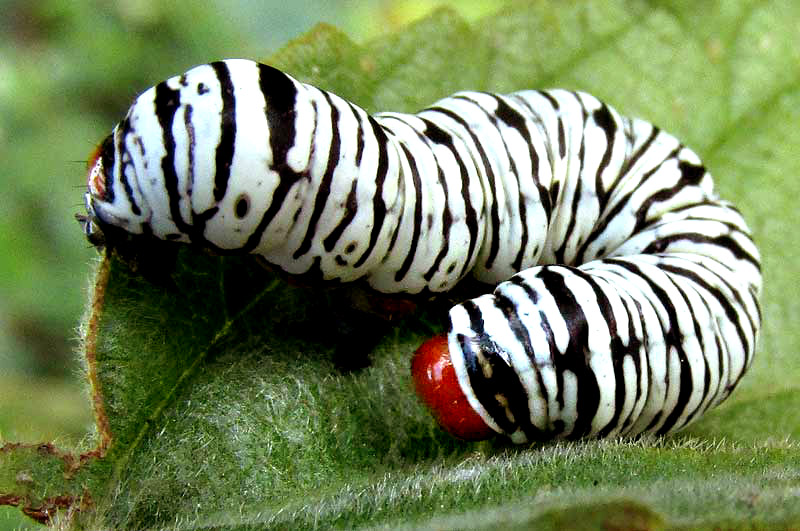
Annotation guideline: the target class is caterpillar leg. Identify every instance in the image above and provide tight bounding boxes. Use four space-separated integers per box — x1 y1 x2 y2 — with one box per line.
329 307 392 372
325 288 420 372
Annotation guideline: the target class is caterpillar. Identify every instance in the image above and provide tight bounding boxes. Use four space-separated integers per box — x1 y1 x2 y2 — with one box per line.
79 59 762 443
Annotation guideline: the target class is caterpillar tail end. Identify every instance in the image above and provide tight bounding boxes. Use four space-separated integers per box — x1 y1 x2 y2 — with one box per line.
411 335 495 441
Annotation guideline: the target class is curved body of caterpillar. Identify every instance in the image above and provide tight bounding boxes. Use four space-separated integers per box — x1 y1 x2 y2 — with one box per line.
80 59 761 442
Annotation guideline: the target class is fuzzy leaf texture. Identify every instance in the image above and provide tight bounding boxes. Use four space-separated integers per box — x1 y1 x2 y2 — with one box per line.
2 1 799 529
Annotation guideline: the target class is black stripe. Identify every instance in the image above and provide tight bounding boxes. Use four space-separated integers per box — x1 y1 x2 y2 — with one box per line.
604 259 693 436
352 115 389 269
323 178 358 252
183 103 196 198
422 118 480 280
591 103 617 209
100 132 117 203
513 97 554 222
618 125 660 180
210 61 236 202
384 200 404 258
493 292 547 440
643 231 760 270
423 165 452 283
601 260 670 434
616 293 646 433
294 92 340 259
401 119 452 284
537 267 601 439
242 64 302 253
259 63 297 170
488 95 531 271
394 143 424 283
153 79 192 235
536 90 561 111
570 268 629 439
707 327 727 412
554 183 582 266
455 93 529 271
674 282 715 430
652 200 757 246
554 109 587 265
651 268 706 434
677 159 706 186
557 117 566 159
115 120 141 216
574 143 681 262
659 262 754 384
630 147 684 230
509 274 562 419
575 187 633 263
347 101 366 166
509 94 555 220
434 104 502 271
549 180 561 220
457 300 522 435
551 107 586 264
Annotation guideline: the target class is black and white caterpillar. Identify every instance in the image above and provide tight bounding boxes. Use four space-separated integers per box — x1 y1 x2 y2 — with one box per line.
79 59 761 443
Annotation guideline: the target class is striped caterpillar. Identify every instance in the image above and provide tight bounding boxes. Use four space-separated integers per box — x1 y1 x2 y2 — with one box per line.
79 59 761 442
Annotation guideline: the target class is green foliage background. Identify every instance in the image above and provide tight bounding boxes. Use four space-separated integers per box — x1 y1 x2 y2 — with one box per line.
2 0 799 529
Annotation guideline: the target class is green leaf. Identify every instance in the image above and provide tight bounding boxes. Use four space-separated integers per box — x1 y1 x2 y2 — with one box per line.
2 1 799 528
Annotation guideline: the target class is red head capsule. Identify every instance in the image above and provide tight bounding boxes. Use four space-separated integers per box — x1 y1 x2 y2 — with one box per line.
87 142 106 199
411 334 495 441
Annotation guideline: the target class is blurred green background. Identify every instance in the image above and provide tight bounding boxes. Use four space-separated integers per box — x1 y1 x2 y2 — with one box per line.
0 1 499 526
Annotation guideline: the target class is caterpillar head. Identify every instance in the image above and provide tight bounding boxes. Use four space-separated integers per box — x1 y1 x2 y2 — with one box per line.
79 134 118 248
411 335 495 440
78 126 177 281
78 60 310 268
